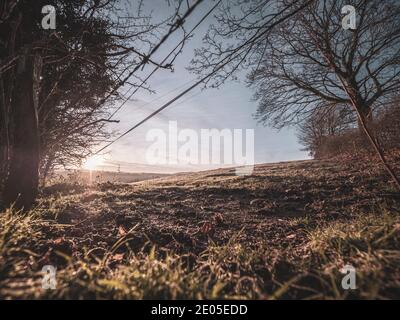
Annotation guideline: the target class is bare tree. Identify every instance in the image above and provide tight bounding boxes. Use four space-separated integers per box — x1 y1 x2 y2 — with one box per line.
189 0 313 87
245 0 400 125
0 0 203 210
190 0 400 189
298 104 355 157
247 0 400 188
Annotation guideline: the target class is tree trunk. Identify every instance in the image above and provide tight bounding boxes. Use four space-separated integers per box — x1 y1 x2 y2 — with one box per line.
357 105 373 134
356 107 400 191
2 53 41 210
336 76 400 191
0 75 9 187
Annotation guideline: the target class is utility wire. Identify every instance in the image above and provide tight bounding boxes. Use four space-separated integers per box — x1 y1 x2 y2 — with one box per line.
124 78 196 115
94 0 310 155
94 54 239 155
107 0 222 120
89 0 205 114
95 73 215 154
53 0 206 148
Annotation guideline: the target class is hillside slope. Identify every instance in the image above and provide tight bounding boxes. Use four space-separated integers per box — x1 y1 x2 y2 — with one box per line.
1 159 399 299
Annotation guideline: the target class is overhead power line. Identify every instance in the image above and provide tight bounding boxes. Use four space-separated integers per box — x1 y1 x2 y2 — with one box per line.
94 56 239 155
122 78 196 116
92 0 206 113
107 0 223 120
94 0 310 155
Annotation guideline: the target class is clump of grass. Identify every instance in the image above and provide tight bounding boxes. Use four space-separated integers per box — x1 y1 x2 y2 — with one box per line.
1 201 399 299
42 240 268 299
307 212 399 253
304 211 400 299
0 207 49 298
43 248 204 299
0 206 267 299
0 206 44 256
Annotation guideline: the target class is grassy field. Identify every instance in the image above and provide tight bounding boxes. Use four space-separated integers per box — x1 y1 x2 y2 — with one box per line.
54 169 170 184
0 159 399 299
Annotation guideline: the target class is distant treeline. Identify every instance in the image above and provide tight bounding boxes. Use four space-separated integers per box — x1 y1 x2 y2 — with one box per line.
298 98 400 160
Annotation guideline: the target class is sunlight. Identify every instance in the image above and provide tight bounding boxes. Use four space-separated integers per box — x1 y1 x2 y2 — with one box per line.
83 155 104 170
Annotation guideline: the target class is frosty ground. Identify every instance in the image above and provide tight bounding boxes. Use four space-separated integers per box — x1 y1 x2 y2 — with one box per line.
0 159 399 299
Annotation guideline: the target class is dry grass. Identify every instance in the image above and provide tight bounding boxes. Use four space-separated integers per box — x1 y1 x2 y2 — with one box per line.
0 159 399 299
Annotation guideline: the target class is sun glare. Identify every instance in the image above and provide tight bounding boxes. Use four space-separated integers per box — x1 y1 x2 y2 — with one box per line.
83 155 104 170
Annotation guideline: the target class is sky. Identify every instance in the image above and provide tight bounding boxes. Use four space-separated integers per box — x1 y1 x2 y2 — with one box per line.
93 0 310 173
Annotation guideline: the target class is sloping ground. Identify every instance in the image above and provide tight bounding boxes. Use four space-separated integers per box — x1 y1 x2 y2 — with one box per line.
54 170 170 184
0 159 399 299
